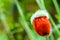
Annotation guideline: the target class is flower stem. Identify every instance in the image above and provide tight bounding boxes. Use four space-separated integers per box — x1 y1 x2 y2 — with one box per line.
15 0 35 40
46 36 49 40
36 0 46 10
50 16 60 36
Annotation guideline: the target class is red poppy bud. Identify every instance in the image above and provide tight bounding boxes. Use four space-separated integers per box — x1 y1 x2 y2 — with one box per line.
33 16 51 36
31 10 51 36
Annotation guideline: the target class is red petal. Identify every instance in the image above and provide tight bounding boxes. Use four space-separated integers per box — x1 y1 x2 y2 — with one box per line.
33 16 51 36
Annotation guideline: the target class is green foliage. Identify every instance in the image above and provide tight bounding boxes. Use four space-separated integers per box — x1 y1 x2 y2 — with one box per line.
0 0 60 40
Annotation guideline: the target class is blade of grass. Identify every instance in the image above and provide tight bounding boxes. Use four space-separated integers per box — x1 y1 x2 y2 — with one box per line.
50 16 60 36
14 0 36 40
0 10 15 40
36 0 45 10
52 0 60 15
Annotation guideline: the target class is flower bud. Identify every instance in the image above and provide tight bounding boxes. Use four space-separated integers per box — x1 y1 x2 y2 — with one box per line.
30 10 51 36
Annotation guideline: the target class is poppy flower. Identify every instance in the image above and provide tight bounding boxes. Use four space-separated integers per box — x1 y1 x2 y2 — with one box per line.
31 10 51 36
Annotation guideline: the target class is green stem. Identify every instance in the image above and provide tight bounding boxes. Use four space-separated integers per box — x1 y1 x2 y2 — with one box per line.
52 0 60 15
46 36 49 40
36 0 46 10
50 16 60 36
15 0 35 40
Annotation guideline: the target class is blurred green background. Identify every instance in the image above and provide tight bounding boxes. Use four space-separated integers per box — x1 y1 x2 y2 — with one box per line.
0 0 60 40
